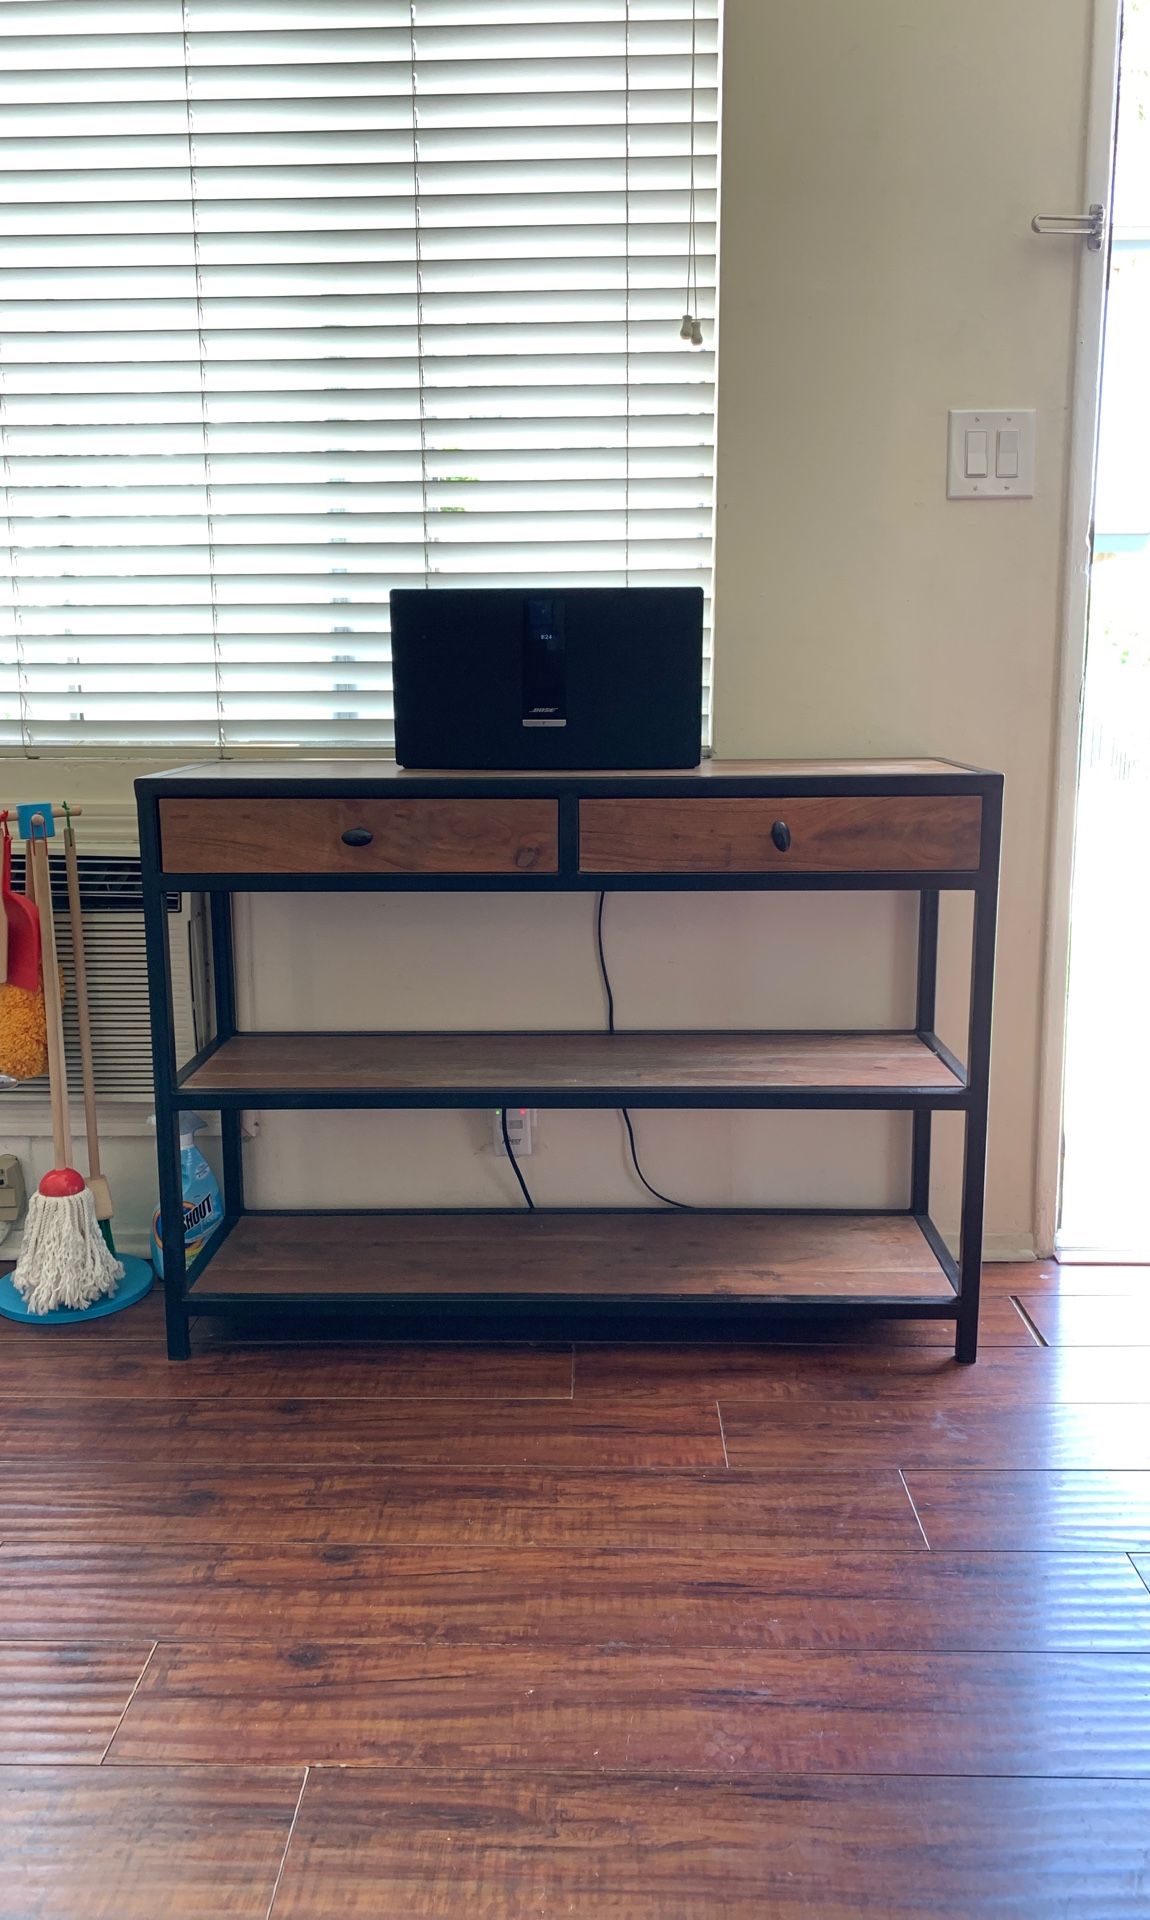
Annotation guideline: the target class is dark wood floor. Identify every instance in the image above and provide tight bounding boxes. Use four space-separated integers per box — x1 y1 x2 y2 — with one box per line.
2 1264 1150 1915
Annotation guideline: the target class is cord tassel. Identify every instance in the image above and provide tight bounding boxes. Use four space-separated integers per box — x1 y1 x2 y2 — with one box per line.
679 0 703 347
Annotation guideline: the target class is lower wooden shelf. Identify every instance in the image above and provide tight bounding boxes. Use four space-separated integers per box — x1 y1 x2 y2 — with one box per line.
187 1210 956 1307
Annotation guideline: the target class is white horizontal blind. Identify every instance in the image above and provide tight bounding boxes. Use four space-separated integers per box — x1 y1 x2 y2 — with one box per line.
0 0 719 754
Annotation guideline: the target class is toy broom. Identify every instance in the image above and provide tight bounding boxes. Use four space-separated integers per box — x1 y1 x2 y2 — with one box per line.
10 820 123 1315
0 817 48 1086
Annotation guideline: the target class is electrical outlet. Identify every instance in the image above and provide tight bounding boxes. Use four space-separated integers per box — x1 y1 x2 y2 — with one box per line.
0 1154 26 1223
493 1108 536 1156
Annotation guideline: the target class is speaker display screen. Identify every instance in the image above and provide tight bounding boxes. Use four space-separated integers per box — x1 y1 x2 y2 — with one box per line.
522 597 567 726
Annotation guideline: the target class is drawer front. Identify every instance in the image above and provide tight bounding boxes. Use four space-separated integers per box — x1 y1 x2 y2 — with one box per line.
579 795 983 873
159 798 559 875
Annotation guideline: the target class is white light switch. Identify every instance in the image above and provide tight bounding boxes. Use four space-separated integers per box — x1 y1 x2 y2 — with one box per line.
947 410 1035 498
964 430 989 478
996 428 1020 479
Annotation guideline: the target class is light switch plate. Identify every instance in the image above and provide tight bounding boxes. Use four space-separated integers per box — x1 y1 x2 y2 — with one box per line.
947 409 1035 499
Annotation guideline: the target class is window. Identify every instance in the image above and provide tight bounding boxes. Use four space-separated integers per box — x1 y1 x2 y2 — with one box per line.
0 0 719 755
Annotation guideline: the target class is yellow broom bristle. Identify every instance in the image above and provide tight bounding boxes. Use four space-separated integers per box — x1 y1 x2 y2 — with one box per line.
0 981 48 1082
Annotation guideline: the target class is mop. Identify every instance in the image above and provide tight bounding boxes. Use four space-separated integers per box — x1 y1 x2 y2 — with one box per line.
61 803 117 1252
10 819 123 1315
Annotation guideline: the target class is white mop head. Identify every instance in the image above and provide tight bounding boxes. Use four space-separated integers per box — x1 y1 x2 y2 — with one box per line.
13 1179 124 1315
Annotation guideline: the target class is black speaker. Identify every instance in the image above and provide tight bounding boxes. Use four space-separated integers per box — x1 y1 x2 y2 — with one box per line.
391 586 704 770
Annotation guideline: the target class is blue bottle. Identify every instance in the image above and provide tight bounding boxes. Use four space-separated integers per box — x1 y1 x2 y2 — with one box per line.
150 1113 223 1279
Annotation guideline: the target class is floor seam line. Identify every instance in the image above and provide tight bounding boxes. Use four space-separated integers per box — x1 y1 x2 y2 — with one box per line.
266 1765 309 1920
898 1469 932 1550
1009 1295 1049 1346
716 1400 730 1469
97 1640 157 1764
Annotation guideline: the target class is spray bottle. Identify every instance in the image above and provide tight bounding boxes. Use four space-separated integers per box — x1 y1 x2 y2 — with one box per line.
150 1112 223 1279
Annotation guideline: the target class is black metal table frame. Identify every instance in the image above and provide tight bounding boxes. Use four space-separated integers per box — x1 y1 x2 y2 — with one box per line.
137 766 1003 1363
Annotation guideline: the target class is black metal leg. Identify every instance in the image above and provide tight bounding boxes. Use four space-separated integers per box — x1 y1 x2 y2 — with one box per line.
911 889 939 1215
140 842 191 1360
219 1114 245 1218
209 890 238 1039
910 1113 932 1218
208 893 246 1215
955 869 1000 1363
156 1106 191 1360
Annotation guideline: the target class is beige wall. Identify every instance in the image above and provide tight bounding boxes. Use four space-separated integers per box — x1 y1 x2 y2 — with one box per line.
0 0 1095 1255
710 0 1094 1252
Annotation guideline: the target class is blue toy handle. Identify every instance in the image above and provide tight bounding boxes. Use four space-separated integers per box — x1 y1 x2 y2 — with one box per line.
16 803 56 840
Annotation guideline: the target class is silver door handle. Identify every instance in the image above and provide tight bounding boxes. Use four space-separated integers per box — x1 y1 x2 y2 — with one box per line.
1030 204 1107 250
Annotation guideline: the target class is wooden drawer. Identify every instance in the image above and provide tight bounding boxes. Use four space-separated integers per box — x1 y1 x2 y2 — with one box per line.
579 795 982 873
159 797 559 875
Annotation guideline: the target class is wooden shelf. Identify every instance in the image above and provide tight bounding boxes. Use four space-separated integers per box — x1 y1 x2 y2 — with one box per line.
139 759 1000 1358
188 1211 956 1306
179 1030 964 1108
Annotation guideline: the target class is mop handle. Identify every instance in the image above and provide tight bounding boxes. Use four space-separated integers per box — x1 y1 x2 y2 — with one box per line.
29 825 72 1171
62 818 101 1183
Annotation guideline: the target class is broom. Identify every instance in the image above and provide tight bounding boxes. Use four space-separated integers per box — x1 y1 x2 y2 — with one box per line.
0 818 48 1086
61 804 117 1255
11 820 123 1315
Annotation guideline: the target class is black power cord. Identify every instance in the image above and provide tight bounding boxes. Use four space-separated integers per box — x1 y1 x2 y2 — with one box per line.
595 889 616 1032
500 1106 535 1210
595 891 693 1210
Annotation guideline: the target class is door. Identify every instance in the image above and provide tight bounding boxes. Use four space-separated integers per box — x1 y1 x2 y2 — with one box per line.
1057 0 1150 1257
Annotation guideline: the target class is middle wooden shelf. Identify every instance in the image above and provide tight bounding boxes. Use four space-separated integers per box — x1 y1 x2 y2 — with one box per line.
176 1029 967 1109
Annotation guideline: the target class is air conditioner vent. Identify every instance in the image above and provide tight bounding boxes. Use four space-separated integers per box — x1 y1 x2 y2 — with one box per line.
4 852 199 1100
9 851 178 915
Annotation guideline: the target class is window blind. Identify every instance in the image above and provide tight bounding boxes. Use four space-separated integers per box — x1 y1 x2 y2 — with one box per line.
0 0 719 754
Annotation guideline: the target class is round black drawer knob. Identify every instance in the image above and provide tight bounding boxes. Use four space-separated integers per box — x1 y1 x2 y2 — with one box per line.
770 820 792 853
341 826 374 848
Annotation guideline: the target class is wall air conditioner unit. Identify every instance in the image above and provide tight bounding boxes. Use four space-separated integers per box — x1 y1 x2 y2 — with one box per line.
5 844 205 1102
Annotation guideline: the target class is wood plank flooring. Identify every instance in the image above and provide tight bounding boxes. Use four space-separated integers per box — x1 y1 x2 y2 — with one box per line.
0 1646 155 1764
0 1335 575 1401
0 1768 301 1919
270 1771 1150 1920
0 1397 725 1469
104 1642 1150 1774
1 1262 1149 1912
5 1543 1150 1649
0 1464 925 1550
1018 1291 1150 1345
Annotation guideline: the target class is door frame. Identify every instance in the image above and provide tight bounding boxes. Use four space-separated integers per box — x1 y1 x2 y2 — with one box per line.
1034 0 1123 1256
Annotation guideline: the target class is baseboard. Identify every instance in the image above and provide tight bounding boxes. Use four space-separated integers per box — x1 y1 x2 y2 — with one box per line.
1055 1242 1150 1264
930 1225 1038 1264
984 1236 1040 1262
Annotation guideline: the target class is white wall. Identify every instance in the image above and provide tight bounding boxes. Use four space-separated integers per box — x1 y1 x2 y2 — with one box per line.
235 886 918 1216
0 0 1096 1255
709 0 1094 1252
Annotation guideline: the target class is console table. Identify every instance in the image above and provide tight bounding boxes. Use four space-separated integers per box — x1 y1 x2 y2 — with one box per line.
136 757 1002 1362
